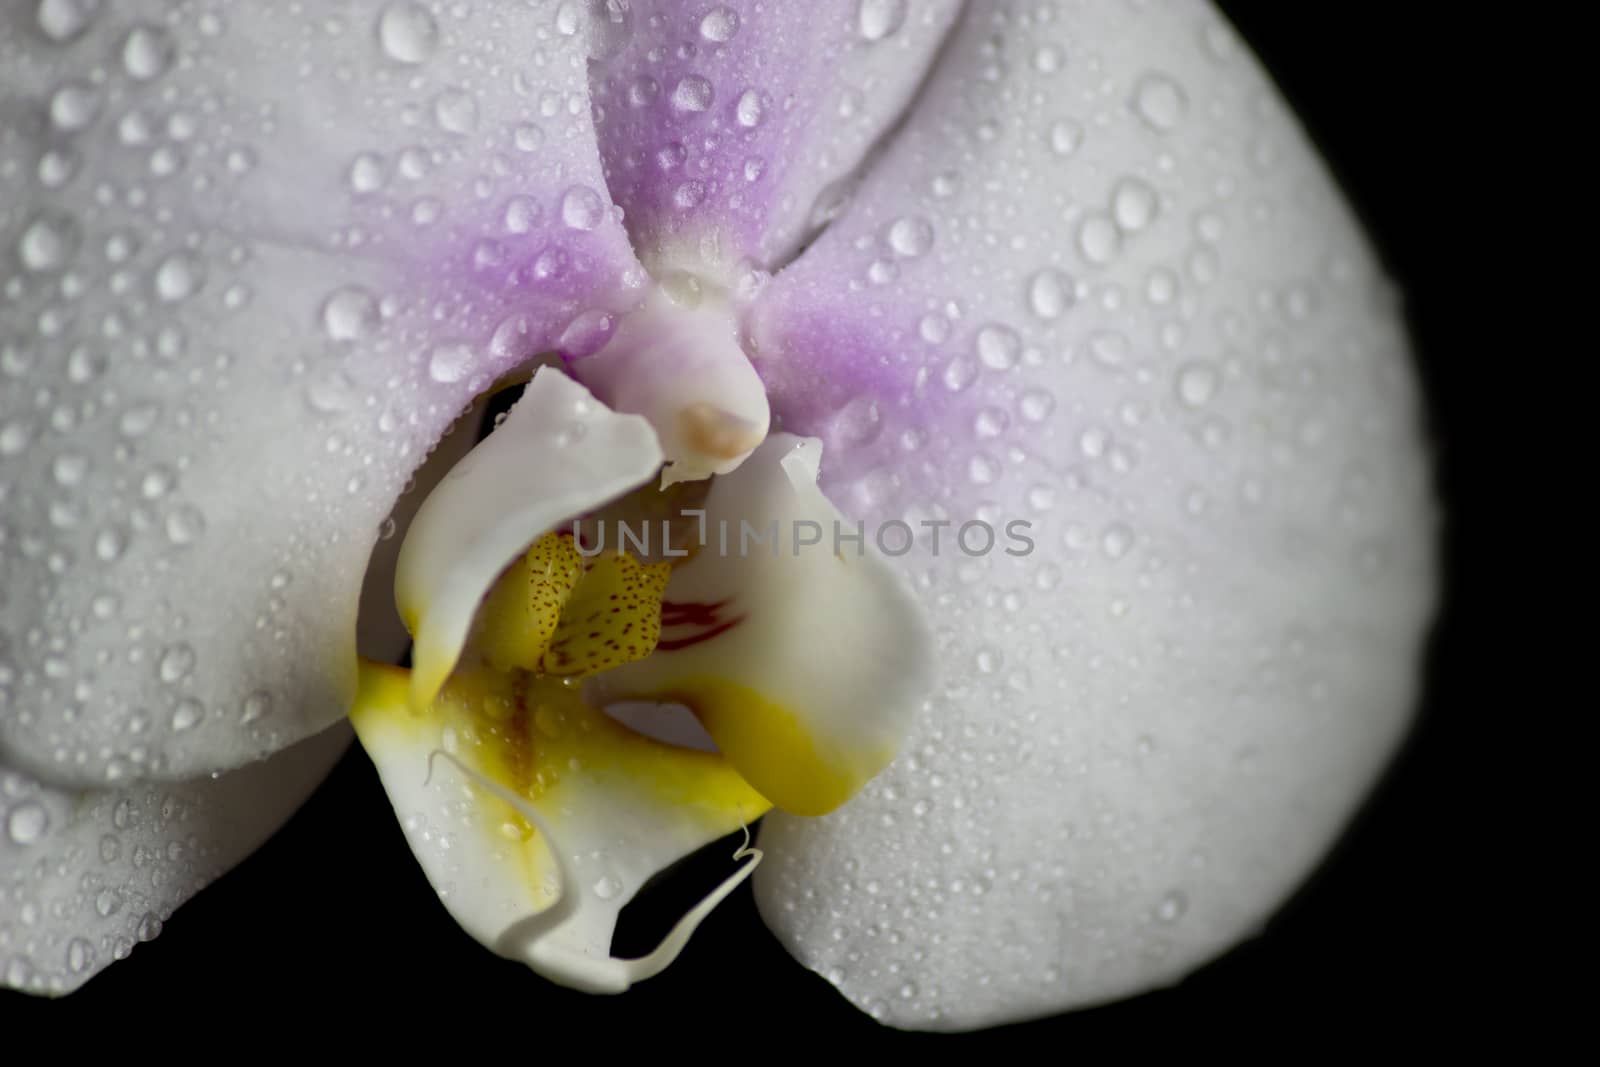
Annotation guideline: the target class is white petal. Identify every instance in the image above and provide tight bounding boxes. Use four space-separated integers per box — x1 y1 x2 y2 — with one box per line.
748 3 1436 1029
0 2 640 787
396 368 662 713
589 434 932 816
350 663 766 992
0 724 348 995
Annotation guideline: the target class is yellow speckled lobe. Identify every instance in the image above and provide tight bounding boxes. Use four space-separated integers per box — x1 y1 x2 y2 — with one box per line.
478 532 585 675
543 551 672 677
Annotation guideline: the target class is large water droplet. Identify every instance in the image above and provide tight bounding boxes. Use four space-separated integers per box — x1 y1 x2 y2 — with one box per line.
887 216 933 258
858 0 907 41
321 287 379 342
36 0 102 43
17 216 76 273
48 81 100 132
671 75 713 113
1132 73 1187 132
560 185 604 231
121 25 174 81
153 253 203 302
1076 213 1121 265
556 309 617 360
1175 362 1220 408
735 89 765 128
976 325 1020 370
433 89 479 134
5 801 49 845
1112 177 1158 232
427 344 473 384
170 699 203 731
1027 269 1076 320
699 7 741 42
157 643 195 684
377 2 439 65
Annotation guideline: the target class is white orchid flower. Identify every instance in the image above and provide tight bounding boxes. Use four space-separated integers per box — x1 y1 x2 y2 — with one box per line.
0 0 1433 1030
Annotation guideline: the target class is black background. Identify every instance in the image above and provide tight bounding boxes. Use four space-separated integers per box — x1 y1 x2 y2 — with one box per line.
4 4 1485 1046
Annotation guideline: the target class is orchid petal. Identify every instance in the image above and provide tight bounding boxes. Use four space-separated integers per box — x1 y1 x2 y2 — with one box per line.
589 434 932 816
395 367 662 714
349 660 768 992
0 723 348 995
590 0 962 277
746 3 1436 1028
0 2 641 787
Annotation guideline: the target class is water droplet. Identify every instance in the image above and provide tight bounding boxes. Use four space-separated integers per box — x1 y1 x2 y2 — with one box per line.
699 7 740 42
1157 890 1188 922
157 644 195 684
976 325 1020 370
0 418 37 457
153 253 203 302
348 152 386 194
858 0 907 41
17 215 76 273
1048 118 1083 156
240 690 273 724
121 25 173 81
50 452 88 486
513 124 545 152
942 355 977 392
1175 362 1219 408
560 185 604 231
887 216 933 258
321 287 379 342
165 505 205 545
1027 269 1075 320
433 89 479 134
503 196 541 234
378 2 438 65
5 801 48 845
1019 388 1055 423
170 699 203 731
593 874 622 900
427 344 474 384
1112 177 1158 232
735 89 764 128
67 938 95 974
37 0 102 43
1132 73 1187 132
1101 523 1133 559
1076 213 1120 265
671 75 713 112
556 309 616 360
48 81 101 131
93 526 125 561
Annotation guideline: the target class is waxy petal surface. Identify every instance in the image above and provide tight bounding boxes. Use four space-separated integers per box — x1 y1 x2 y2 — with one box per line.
0 723 348 995
748 2 1436 1028
0 1 641 787
590 434 931 816
351 661 768 993
396 368 662 713
590 0 961 275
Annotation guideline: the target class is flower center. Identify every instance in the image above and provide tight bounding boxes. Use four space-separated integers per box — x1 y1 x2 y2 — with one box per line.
571 281 770 487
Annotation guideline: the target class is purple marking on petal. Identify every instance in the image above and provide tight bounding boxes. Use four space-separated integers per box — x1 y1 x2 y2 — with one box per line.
590 0 960 275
